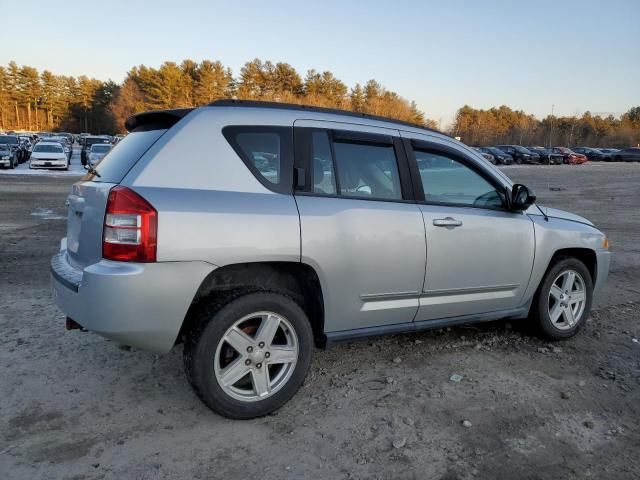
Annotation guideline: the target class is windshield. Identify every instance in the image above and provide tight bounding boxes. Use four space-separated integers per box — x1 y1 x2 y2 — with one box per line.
34 144 63 153
91 145 111 153
514 146 531 153
0 136 18 145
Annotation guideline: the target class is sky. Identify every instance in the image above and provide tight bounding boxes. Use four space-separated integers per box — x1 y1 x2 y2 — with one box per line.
1 0 638 127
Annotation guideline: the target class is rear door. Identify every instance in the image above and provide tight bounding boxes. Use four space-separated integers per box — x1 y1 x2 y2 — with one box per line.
65 127 168 270
293 120 426 333
401 132 535 320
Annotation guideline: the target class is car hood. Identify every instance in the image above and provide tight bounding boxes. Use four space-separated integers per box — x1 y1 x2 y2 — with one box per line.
528 205 594 226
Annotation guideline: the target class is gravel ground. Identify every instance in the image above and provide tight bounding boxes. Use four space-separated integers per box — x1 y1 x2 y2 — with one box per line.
1 161 639 480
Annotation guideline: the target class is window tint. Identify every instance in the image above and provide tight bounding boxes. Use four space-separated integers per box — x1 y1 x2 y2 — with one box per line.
235 132 281 185
311 131 336 194
333 140 402 200
415 150 504 208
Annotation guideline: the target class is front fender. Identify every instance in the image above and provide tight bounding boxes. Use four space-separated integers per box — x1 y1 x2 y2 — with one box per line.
522 215 608 307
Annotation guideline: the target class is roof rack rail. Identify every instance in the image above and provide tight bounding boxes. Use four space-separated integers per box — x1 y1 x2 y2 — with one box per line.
125 108 194 132
208 99 445 136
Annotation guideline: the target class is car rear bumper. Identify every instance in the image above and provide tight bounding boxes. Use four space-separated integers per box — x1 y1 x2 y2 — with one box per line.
51 246 216 354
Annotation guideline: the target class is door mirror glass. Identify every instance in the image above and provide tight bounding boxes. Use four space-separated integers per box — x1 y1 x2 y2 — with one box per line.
511 184 536 211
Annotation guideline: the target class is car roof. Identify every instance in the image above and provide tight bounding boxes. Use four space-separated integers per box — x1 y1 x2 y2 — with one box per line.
36 141 63 147
124 100 449 141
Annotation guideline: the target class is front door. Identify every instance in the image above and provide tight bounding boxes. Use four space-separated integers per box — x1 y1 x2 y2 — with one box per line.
402 134 535 320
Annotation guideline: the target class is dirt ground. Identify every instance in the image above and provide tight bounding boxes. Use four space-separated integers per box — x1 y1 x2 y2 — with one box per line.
1 161 639 479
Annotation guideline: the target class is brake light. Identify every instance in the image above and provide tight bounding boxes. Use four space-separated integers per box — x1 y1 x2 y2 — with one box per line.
103 186 157 262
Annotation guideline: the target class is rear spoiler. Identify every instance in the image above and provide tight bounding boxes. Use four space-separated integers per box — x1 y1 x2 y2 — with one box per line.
125 108 194 132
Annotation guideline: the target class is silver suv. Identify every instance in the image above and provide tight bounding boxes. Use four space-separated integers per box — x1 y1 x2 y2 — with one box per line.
51 100 610 418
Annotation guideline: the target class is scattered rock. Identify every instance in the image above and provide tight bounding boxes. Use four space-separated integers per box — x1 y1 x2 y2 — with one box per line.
403 417 414 426
450 374 463 383
474 344 482 350
386 376 395 384
393 437 407 449
632 338 638 344
583 420 595 429
560 391 571 400
414 339 423 345
392 357 402 364
552 347 563 354
578 380 586 387
91 463 100 469
537 347 549 354
461 420 472 428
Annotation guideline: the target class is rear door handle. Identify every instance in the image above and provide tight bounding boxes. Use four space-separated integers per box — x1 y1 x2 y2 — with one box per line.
433 217 463 227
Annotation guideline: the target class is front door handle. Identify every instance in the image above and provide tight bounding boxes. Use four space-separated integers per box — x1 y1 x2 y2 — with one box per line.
433 217 463 227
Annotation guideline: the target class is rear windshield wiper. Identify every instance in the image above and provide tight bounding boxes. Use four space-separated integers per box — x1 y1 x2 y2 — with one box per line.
86 165 101 178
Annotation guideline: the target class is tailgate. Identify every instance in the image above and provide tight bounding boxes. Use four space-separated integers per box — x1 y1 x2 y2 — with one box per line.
65 181 116 270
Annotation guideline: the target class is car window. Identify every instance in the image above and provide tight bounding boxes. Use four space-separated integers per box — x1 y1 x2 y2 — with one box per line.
311 131 336 195
332 139 402 200
34 144 63 153
415 150 504 208
235 132 281 185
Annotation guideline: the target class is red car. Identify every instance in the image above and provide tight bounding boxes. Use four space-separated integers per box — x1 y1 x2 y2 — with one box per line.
552 147 588 164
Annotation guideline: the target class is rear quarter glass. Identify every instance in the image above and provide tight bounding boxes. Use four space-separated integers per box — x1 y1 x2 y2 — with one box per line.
91 129 167 183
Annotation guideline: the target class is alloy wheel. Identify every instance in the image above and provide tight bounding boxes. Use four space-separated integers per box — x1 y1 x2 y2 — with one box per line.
214 311 299 402
548 270 587 330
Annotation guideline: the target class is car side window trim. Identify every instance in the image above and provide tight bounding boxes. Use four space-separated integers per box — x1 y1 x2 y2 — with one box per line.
293 126 416 203
222 125 294 194
405 138 510 212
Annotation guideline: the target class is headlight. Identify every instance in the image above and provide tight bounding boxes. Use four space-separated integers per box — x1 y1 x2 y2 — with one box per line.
1 155 9 160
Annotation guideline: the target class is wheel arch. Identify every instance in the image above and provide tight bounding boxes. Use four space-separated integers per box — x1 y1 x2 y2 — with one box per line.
179 261 326 348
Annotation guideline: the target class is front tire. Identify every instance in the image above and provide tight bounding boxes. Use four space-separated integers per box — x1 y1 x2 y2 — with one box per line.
184 291 313 419
531 257 593 340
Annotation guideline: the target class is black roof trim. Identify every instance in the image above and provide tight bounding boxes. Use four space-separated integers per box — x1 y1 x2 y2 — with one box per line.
208 99 445 136
125 108 194 132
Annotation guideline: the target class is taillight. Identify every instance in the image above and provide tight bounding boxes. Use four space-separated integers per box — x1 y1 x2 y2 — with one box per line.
103 186 157 262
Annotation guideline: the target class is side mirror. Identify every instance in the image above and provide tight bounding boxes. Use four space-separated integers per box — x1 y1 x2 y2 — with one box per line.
510 184 536 211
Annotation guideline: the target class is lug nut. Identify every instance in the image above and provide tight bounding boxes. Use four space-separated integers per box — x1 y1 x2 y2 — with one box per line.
258 342 265 348
247 346 253 353
245 359 251 366
265 352 270 358
256 363 262 369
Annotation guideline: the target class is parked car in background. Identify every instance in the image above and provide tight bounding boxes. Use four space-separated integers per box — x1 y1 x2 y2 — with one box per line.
0 134 26 163
573 147 606 161
495 145 541 164
598 148 619 160
87 143 112 165
612 147 640 162
552 147 588 165
527 147 563 164
473 147 496 164
30 141 69 170
81 136 111 165
51 101 611 419
478 147 514 165
0 143 18 168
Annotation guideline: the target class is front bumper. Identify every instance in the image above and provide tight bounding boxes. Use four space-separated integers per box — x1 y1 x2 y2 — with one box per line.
594 249 611 299
0 158 10 166
51 247 216 354
31 160 67 169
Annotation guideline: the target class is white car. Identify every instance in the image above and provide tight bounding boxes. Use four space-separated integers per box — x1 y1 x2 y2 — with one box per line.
30 142 69 170
48 136 72 160
87 143 112 165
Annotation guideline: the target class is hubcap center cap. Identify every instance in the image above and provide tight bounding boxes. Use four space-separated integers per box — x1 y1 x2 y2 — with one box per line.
249 349 266 364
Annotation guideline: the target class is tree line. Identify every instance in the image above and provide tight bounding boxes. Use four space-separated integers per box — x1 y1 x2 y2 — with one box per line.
1 59 638 148
452 105 640 148
0 59 429 134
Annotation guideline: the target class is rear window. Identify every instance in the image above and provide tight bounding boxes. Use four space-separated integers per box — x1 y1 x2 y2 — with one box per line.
91 144 111 153
91 129 166 183
0 136 18 145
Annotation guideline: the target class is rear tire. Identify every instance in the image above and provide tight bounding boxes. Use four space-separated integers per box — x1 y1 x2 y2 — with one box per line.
531 257 593 340
184 291 313 419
